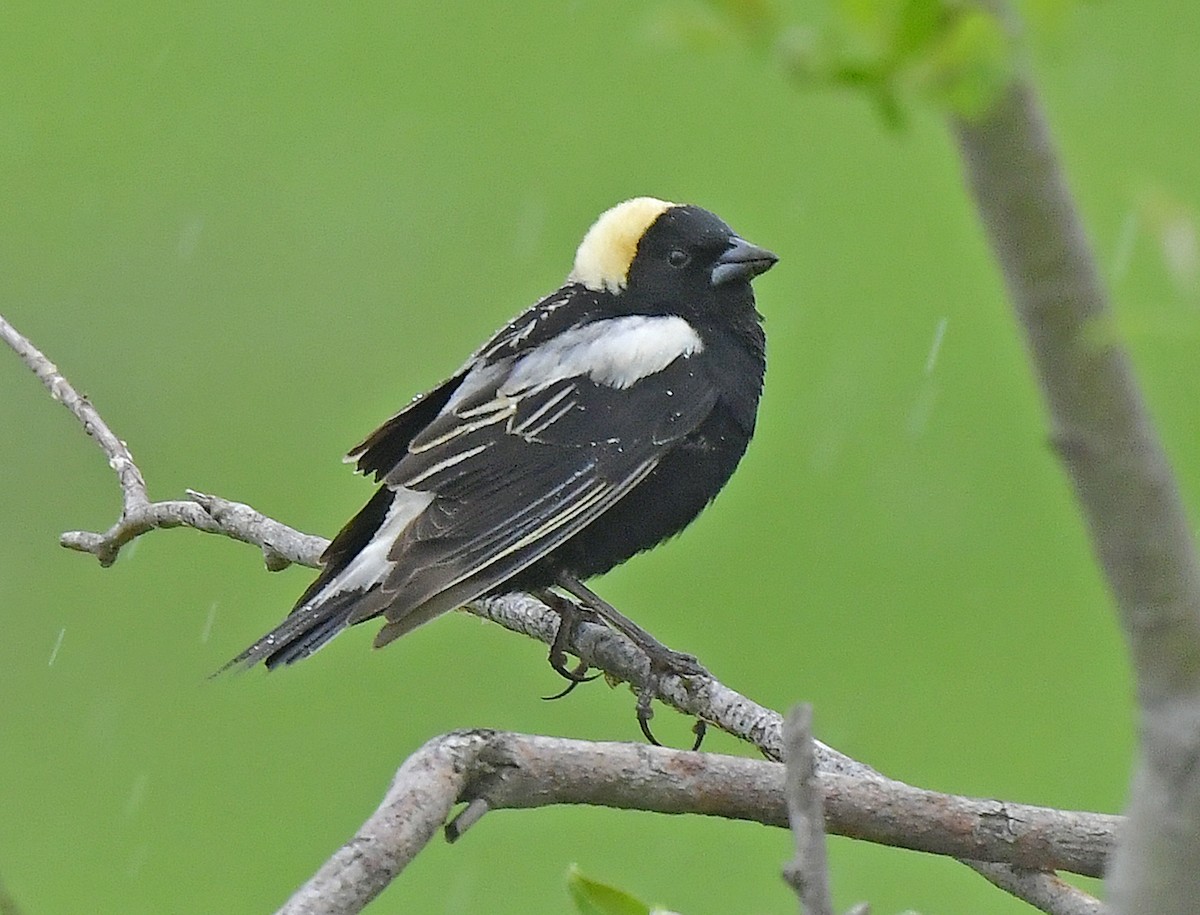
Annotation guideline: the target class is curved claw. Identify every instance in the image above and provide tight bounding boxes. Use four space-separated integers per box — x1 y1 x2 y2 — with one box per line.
540 576 712 748
548 653 596 682
537 586 605 692
634 684 707 750
543 679 581 701
690 718 707 752
544 677 580 696
638 717 663 746
542 661 599 700
634 686 663 746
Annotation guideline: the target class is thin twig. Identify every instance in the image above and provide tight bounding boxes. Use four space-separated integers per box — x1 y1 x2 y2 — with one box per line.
474 592 841 768
0 309 858 773
58 491 328 570
0 312 148 515
0 313 324 569
781 705 835 915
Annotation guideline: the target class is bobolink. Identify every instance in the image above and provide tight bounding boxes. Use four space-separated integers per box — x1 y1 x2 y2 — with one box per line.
227 197 776 700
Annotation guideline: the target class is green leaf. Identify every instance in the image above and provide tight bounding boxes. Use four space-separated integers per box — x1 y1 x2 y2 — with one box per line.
892 0 948 60
922 7 1014 118
566 865 653 915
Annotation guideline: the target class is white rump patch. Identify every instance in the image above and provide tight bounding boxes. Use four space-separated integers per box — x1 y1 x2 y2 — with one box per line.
568 197 675 294
323 487 435 594
500 315 703 393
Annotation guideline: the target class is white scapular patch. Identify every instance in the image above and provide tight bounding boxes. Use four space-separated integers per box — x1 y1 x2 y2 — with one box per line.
500 315 704 393
324 487 435 594
568 197 675 294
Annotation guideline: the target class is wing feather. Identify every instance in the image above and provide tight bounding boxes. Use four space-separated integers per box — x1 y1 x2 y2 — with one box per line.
368 362 718 631
228 320 721 668
349 373 466 480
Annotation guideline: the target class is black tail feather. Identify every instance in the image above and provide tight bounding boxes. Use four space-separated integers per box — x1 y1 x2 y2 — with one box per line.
217 485 402 676
216 587 378 674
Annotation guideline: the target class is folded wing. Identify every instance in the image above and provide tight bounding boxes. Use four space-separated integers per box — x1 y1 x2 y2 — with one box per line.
225 316 718 670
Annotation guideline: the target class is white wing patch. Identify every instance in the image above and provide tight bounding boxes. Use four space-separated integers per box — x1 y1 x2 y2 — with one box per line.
326 487 435 593
568 197 675 293
501 315 703 394
397 315 703 474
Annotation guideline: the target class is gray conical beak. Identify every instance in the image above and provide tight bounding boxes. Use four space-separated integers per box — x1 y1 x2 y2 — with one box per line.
711 236 778 286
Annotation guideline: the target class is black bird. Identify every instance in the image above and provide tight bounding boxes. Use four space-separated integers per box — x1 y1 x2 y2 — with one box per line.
227 197 776 720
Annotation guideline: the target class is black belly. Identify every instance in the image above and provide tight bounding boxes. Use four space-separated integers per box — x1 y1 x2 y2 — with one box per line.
504 402 754 591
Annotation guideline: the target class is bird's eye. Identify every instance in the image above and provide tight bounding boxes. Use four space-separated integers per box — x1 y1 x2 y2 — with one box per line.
667 248 691 268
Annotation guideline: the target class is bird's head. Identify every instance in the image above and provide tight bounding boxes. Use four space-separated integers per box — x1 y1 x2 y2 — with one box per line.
567 197 777 314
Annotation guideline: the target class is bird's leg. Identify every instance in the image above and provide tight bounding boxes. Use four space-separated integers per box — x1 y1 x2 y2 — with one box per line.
555 573 706 675
534 588 601 699
555 572 709 748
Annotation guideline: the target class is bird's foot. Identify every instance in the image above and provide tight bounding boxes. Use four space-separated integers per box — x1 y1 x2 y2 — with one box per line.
634 648 709 750
551 573 711 748
536 588 603 699
643 644 705 677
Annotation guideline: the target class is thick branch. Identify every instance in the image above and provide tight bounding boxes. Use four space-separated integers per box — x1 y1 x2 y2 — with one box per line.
280 730 1112 915
952 23 1200 704
951 34 1200 915
279 731 488 915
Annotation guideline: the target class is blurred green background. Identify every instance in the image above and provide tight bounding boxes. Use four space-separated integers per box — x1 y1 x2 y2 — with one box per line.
2 1 1197 912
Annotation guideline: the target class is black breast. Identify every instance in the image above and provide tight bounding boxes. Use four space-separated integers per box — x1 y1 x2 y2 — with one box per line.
508 319 766 589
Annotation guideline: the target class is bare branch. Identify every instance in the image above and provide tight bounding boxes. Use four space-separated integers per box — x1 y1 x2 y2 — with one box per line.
0 312 148 514
950 12 1200 912
0 309 862 774
475 595 1112 915
965 863 1105 915
58 490 328 570
1 313 327 570
278 731 490 915
280 730 1113 915
471 591 850 768
782 705 835 915
823 775 1115 879
5 313 1116 914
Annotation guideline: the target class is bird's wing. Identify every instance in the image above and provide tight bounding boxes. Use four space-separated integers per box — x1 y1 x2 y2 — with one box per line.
346 285 593 484
370 355 720 639
345 372 467 482
225 314 718 670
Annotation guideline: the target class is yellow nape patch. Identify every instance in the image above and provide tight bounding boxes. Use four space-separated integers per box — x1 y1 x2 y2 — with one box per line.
568 197 675 294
